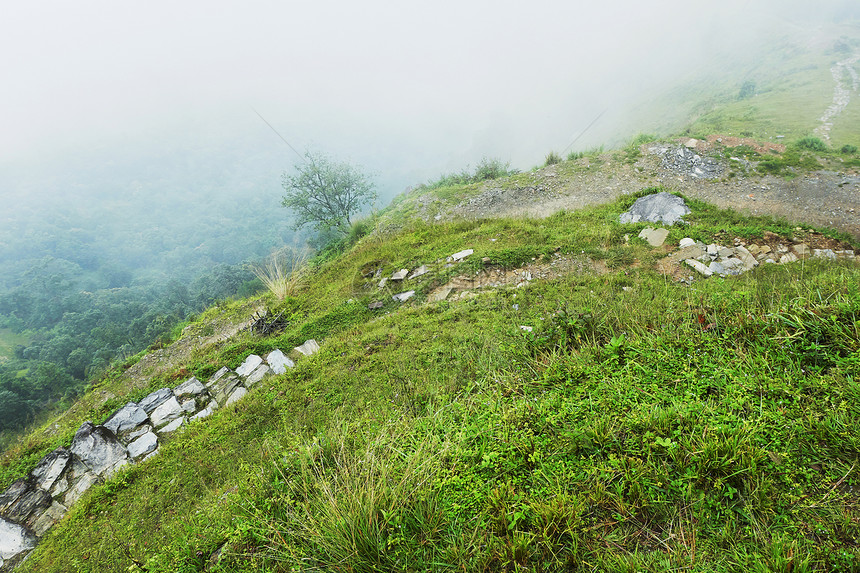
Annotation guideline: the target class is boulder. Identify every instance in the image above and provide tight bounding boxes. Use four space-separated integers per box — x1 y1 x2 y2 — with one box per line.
174 377 206 398
0 517 37 569
104 402 148 436
236 355 264 378
29 448 70 492
69 422 128 477
620 192 691 225
265 349 294 374
149 397 184 428
0 479 51 525
127 432 158 459
679 237 696 248
138 388 174 414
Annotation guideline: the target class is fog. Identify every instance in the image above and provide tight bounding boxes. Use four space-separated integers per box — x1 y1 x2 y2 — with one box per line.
2 0 858 200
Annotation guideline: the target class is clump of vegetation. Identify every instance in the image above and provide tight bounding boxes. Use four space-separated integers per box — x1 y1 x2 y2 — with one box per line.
796 136 828 152
249 246 310 300
840 144 858 154
737 80 756 100
425 157 519 189
543 151 562 166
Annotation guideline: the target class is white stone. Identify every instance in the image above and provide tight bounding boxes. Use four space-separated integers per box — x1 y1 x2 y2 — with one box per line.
236 354 264 378
245 364 272 387
265 349 294 374
63 473 98 506
679 237 696 248
225 387 247 406
150 396 184 427
104 402 149 435
190 407 213 421
137 388 173 413
519 326 533 332
127 432 158 459
813 249 837 260
0 517 37 562
174 377 205 398
180 398 197 413
158 417 185 434
294 339 320 356
685 259 713 277
392 290 415 302
408 265 429 279
206 367 232 388
449 249 474 261
390 269 409 280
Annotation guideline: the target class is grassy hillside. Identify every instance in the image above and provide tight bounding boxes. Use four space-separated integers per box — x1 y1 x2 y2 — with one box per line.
5 182 858 572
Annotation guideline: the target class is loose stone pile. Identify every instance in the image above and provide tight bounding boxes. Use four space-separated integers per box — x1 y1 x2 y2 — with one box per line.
662 237 857 280
0 342 319 571
650 142 724 179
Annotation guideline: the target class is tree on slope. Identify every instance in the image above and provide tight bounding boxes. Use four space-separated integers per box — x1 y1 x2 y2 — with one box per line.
280 151 376 236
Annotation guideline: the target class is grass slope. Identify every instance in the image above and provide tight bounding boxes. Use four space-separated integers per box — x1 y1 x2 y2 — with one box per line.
10 188 860 572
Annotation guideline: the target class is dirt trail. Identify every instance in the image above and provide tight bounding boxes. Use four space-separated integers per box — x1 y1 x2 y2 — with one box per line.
814 52 860 143
442 151 860 241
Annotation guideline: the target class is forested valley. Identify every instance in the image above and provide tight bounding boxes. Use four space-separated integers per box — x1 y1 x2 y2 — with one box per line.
0 139 298 443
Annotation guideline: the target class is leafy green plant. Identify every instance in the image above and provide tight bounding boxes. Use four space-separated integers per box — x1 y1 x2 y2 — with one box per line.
796 136 828 152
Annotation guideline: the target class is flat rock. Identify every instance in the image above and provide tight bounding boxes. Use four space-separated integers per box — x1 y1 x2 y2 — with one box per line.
63 472 98 506
428 287 452 302
734 245 758 270
791 243 811 258
174 377 206 398
180 398 197 414
449 249 474 261
378 278 388 288
150 397 184 428
69 422 128 477
368 301 384 310
265 349 294 374
236 355 264 378
138 388 174 414
294 339 320 356
225 387 247 406
408 265 429 279
104 402 149 436
127 432 158 459
157 418 184 434
190 407 214 421
685 259 713 277
620 192 691 225
31 500 67 537
245 364 272 387
814 249 837 260
679 237 696 248
209 372 242 405
638 227 670 247
206 367 233 388
29 448 70 492
0 517 37 567
390 269 409 280
392 290 415 302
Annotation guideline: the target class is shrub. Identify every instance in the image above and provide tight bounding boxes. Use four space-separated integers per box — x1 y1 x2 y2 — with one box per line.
544 151 562 166
840 144 858 154
796 137 828 152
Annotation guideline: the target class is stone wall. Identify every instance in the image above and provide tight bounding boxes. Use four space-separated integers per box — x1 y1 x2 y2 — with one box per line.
0 344 315 571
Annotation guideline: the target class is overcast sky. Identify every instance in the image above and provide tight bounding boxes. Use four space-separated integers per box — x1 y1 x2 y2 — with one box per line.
1 0 857 195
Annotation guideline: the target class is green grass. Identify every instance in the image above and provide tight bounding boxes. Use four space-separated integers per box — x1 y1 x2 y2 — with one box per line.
0 327 28 361
10 188 860 572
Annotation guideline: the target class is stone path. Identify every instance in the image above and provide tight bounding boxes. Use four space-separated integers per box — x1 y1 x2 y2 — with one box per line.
0 342 318 571
814 52 860 143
